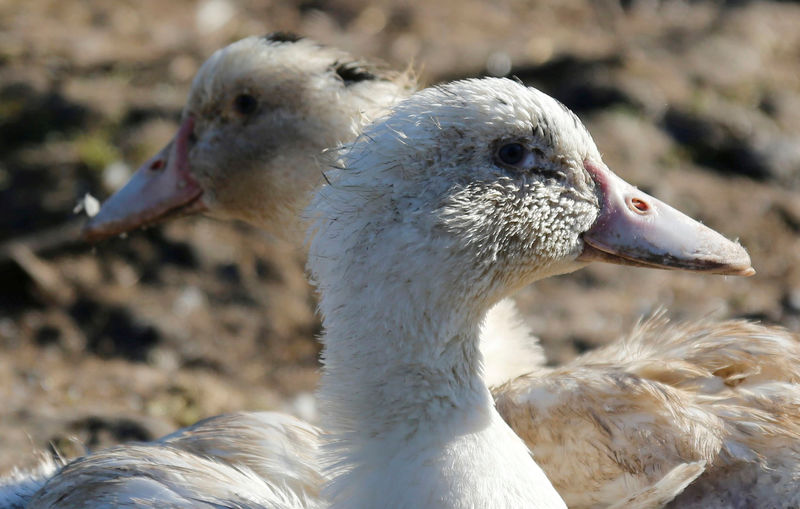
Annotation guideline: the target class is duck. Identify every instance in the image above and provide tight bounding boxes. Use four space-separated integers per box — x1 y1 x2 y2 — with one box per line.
19 35 799 508
26 76 755 508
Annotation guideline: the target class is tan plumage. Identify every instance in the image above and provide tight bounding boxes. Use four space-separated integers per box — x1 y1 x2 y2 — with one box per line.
498 314 800 508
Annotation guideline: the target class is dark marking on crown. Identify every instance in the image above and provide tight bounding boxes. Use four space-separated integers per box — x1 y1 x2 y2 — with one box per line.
262 32 304 44
333 61 376 85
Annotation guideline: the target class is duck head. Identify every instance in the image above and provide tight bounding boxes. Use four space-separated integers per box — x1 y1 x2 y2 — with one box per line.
310 78 753 315
83 34 414 242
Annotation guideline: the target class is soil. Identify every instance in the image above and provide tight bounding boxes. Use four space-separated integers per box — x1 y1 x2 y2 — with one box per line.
2 0 800 474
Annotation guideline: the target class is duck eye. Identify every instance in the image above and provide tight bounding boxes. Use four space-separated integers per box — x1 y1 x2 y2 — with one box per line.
233 93 258 115
497 143 526 166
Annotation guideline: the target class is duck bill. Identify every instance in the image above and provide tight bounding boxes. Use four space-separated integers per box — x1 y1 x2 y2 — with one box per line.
82 116 207 242
577 160 754 276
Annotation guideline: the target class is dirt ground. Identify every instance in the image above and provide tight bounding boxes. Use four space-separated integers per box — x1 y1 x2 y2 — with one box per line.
2 0 800 474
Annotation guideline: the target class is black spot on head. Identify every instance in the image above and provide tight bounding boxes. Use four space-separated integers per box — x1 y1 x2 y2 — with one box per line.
262 32 304 44
333 61 376 86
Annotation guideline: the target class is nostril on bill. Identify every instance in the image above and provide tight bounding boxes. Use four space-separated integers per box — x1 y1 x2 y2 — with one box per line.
149 159 165 172
628 197 650 214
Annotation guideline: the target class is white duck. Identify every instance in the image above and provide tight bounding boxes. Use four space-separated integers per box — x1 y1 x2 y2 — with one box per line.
78 35 800 508
293 77 754 507
13 36 796 509
28 77 755 508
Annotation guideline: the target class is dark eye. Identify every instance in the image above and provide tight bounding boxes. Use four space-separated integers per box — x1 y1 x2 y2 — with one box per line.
233 94 258 115
497 143 526 166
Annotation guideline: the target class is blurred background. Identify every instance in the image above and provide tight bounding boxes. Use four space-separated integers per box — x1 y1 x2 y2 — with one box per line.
2 0 800 473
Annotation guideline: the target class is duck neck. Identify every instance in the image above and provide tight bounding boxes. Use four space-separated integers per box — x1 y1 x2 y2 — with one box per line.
320 290 488 434
316 271 565 509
